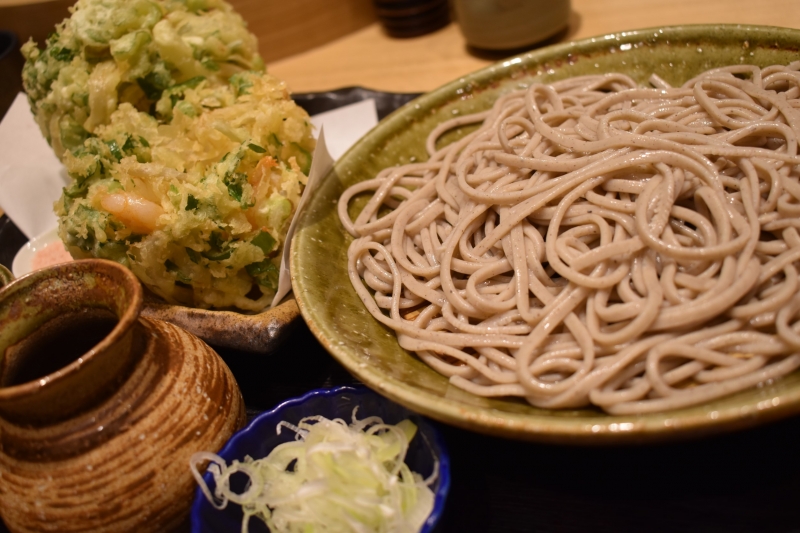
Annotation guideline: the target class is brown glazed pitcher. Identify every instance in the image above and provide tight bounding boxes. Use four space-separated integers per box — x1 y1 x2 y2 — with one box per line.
0 259 245 532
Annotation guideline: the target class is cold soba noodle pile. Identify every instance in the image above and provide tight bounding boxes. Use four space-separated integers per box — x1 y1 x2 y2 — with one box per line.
339 63 800 415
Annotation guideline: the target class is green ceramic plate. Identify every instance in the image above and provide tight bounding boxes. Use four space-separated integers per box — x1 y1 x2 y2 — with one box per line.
291 24 800 443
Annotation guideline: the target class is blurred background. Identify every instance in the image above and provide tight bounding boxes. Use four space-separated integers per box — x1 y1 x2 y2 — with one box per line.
0 0 577 119
5 0 800 120
0 0 382 120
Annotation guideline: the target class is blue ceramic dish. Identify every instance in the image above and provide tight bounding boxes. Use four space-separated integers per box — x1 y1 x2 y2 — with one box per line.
190 385 450 532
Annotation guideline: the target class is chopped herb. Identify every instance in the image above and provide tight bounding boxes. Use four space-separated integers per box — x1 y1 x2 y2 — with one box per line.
165 260 191 283
290 142 312 175
229 72 253 96
202 249 232 261
105 140 123 161
137 72 169 100
203 231 232 261
210 231 225 249
186 194 199 210
186 247 202 263
175 76 205 90
50 47 75 62
122 135 135 152
226 180 243 202
246 260 279 289
201 58 219 71
251 230 276 255
63 178 91 198
248 143 266 153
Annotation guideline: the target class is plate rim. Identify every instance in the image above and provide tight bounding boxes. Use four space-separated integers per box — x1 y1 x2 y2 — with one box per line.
292 23 800 443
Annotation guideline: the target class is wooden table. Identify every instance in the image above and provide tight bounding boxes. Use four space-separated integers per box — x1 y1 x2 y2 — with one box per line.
269 0 800 93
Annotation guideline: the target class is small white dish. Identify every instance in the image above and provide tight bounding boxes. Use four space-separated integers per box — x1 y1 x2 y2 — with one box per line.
11 226 70 278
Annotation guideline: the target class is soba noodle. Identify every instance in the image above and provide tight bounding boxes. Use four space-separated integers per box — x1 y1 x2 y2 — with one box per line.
338 63 800 414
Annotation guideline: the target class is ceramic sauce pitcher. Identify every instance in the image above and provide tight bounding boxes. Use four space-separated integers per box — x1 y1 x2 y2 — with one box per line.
0 259 246 532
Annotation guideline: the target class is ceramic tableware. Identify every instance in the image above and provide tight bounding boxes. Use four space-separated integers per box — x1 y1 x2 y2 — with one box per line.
453 0 571 50
191 385 450 533
291 24 800 443
6 221 300 354
0 259 245 532
4 89 421 355
140 292 301 354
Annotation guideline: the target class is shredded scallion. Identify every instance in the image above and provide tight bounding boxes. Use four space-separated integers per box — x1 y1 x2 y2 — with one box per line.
190 408 437 533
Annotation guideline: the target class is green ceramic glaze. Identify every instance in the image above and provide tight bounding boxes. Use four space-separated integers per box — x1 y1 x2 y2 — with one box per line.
291 25 800 443
0 265 12 289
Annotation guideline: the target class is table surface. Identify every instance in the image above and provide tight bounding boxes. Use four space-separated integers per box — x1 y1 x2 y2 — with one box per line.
4 1 800 531
269 0 800 93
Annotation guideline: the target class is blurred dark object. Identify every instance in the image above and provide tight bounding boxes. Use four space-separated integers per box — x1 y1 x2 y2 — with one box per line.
0 215 26 270
293 86 422 120
0 31 23 121
453 0 571 51
372 0 450 38
0 0 74 121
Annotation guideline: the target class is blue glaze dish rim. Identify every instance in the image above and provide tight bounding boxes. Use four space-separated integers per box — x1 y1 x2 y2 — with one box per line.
190 384 451 532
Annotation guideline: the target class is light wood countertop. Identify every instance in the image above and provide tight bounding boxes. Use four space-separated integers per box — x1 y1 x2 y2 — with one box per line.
269 0 800 94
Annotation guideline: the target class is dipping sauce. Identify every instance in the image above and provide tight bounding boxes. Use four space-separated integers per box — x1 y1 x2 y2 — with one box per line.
0 308 118 388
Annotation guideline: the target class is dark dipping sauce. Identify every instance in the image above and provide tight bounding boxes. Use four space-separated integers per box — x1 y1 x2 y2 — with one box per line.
0 308 118 388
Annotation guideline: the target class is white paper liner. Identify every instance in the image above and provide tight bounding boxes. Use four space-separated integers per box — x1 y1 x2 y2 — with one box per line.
271 129 334 307
0 93 67 238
